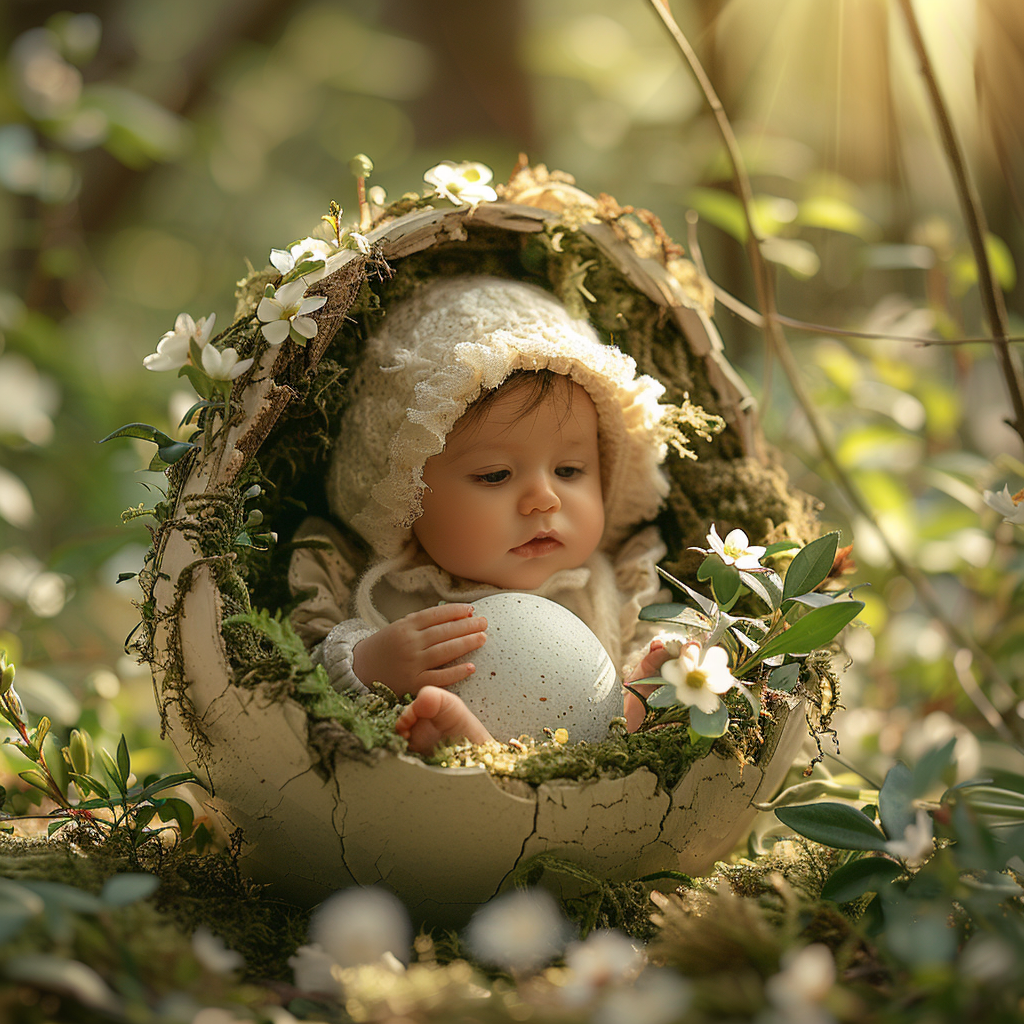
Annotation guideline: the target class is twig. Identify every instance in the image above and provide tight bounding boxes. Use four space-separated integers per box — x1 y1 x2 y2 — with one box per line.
712 283 1024 346
647 0 1024 745
895 0 1024 449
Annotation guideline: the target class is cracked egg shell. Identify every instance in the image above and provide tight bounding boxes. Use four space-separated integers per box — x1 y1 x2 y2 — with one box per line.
448 593 621 743
146 201 813 924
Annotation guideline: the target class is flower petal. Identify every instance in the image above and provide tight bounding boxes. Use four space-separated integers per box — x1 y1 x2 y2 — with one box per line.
291 316 319 339
256 296 282 323
261 320 291 345
298 294 328 315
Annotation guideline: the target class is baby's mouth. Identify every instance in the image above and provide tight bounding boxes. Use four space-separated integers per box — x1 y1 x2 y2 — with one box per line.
510 533 562 558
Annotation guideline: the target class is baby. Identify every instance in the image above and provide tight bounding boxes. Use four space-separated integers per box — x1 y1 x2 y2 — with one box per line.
288 276 701 752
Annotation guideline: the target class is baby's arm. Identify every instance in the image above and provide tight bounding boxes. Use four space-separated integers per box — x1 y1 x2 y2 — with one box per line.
352 604 488 698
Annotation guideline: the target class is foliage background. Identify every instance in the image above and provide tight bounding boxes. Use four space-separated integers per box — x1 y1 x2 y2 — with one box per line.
1 0 1023 895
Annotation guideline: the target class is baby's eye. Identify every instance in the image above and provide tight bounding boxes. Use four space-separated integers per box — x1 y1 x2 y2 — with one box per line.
474 470 510 484
555 465 584 479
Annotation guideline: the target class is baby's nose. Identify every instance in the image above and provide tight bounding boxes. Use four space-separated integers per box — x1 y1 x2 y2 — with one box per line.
519 476 560 514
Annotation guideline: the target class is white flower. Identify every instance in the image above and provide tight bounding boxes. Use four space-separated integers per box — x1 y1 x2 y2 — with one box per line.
706 524 766 569
465 888 571 972
269 237 337 278
256 279 328 345
199 345 253 381
562 929 644 1005
309 887 412 968
191 926 244 975
982 484 1024 525
592 968 692 1024
884 807 934 867
288 942 339 995
659 642 737 714
143 312 216 372
762 944 837 1024
424 160 498 206
340 227 371 254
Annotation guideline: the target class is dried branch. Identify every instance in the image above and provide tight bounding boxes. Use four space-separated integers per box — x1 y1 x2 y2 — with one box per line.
647 0 1024 744
895 0 1024 449
712 283 1024 346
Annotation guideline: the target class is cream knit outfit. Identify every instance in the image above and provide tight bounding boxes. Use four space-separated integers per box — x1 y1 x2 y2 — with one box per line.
288 275 691 691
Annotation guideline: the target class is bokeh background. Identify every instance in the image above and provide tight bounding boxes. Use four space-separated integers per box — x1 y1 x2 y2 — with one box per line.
2 0 1023 792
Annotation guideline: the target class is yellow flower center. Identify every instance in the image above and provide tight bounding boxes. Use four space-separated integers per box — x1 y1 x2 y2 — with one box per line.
685 669 707 690
281 303 301 320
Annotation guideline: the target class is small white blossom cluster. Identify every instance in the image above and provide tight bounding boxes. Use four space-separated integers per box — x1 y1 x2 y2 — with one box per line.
143 312 253 382
423 160 498 206
143 159 505 383
288 885 692 1022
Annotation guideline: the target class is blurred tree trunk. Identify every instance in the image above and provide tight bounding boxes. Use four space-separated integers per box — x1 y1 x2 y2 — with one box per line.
380 0 536 151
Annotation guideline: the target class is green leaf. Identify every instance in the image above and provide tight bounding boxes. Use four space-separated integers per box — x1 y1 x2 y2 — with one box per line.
796 195 878 239
18 769 52 796
698 556 741 606
115 735 130 788
133 771 200 802
178 362 215 399
100 873 159 908
644 685 678 708
760 236 820 278
878 762 915 842
739 569 783 611
788 592 836 609
821 856 903 902
639 602 685 620
131 804 158 834
98 422 176 448
68 772 109 802
911 738 956 797
638 603 711 631
743 601 863 669
686 187 748 242
99 748 125 795
41 734 69 800
155 440 197 465
689 702 729 738
775 802 888 850
19 880 103 914
156 797 194 838
782 533 839 603
764 540 801 557
178 399 218 427
767 663 800 692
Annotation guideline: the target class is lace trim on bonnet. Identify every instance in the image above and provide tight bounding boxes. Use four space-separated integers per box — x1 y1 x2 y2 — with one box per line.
327 275 706 560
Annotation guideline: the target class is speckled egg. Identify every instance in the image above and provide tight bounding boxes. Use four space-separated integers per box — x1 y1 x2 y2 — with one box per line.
448 593 622 743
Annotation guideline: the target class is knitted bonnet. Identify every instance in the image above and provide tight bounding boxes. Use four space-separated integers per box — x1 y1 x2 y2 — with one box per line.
328 275 694 560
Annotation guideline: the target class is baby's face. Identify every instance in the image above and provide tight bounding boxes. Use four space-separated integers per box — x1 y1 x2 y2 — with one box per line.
414 379 605 589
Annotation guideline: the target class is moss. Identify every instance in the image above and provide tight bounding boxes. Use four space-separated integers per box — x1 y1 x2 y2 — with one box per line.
0 832 309 983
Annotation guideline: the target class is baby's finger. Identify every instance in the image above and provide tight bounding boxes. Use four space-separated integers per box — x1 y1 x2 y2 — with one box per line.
406 603 476 628
421 661 477 689
423 629 487 669
422 614 488 646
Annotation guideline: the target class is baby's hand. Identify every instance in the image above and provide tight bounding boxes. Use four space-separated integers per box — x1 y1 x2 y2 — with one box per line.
352 604 487 698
